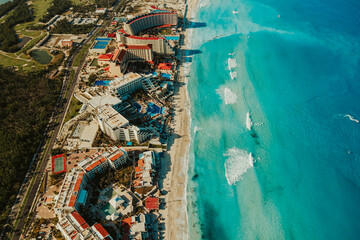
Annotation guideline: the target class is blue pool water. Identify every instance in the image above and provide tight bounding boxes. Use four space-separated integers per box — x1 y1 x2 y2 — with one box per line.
94 80 110 86
101 203 116 216
133 102 142 112
165 36 180 41
147 102 163 116
161 73 172 79
187 0 360 239
93 41 108 49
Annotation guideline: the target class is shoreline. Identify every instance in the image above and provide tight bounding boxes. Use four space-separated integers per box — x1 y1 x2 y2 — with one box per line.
165 0 199 239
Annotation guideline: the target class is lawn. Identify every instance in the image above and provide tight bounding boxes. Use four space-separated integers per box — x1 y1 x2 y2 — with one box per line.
14 23 43 38
73 43 91 66
0 52 44 71
32 0 55 23
64 97 83 123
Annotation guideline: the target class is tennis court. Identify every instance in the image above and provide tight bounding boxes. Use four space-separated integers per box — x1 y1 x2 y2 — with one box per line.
52 154 67 174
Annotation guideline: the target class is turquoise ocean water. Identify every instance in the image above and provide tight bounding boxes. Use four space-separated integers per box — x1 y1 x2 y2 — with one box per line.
0 0 11 4
186 0 360 239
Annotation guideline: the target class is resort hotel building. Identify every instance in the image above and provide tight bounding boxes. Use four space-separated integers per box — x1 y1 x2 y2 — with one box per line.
134 151 156 189
98 45 153 76
122 214 151 240
106 72 149 97
78 146 129 178
54 147 130 240
116 10 178 55
95 104 152 143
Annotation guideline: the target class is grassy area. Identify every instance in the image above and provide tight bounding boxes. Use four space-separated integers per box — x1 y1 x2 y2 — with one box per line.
14 23 43 38
64 97 83 123
73 43 90 67
18 32 47 55
32 0 55 23
71 0 93 5
0 52 44 71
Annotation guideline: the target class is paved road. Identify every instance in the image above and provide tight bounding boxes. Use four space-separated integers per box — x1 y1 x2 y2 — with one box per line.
11 23 105 240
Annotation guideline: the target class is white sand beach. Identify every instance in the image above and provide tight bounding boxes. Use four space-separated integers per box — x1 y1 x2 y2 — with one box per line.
163 0 200 239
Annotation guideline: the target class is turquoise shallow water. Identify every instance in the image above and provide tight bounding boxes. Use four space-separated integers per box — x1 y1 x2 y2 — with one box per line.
0 0 11 4
187 0 360 239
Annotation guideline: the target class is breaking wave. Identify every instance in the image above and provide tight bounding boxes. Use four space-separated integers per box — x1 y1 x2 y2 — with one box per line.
344 114 360 123
228 57 237 70
230 71 238 79
224 87 238 104
199 0 210 8
246 112 253 130
193 126 202 133
224 148 254 185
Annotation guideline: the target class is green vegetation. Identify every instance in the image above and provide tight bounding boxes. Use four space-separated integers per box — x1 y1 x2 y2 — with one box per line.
72 4 96 13
32 0 55 22
94 166 133 189
30 50 53 64
40 0 72 23
0 67 62 231
30 218 46 237
87 73 98 86
95 0 117 8
73 43 90 66
18 32 47 55
0 0 22 18
92 130 116 147
50 173 65 185
52 226 65 240
52 19 96 34
64 97 83 123
0 1 33 52
0 53 43 71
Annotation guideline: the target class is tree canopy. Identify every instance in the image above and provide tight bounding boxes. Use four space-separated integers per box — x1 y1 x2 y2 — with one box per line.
0 67 61 230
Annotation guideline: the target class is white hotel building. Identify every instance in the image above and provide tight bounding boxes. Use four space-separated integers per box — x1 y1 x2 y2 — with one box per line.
95 104 149 143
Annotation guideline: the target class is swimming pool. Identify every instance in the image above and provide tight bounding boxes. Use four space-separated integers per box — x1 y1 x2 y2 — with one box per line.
165 36 180 41
133 102 142 112
101 203 116 216
161 73 172 79
147 102 165 116
93 41 108 49
94 80 111 86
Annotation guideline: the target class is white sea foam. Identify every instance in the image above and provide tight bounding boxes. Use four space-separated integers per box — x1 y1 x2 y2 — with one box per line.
230 71 238 79
344 114 360 123
228 57 237 70
224 148 254 185
193 126 202 133
246 112 253 130
232 10 239 14
199 0 210 8
223 87 238 104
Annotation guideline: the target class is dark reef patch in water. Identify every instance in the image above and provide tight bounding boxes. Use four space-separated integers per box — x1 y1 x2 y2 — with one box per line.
201 201 229 240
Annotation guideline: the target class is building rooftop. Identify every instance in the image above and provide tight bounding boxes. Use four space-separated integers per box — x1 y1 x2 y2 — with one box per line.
109 151 125 162
85 157 106 172
108 72 143 91
92 223 109 238
145 197 158 210
119 44 152 50
98 54 113 61
70 211 90 230
97 104 129 129
89 95 121 109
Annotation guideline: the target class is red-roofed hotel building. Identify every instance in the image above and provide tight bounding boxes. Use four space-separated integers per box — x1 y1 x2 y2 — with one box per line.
116 11 178 55
78 146 129 179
